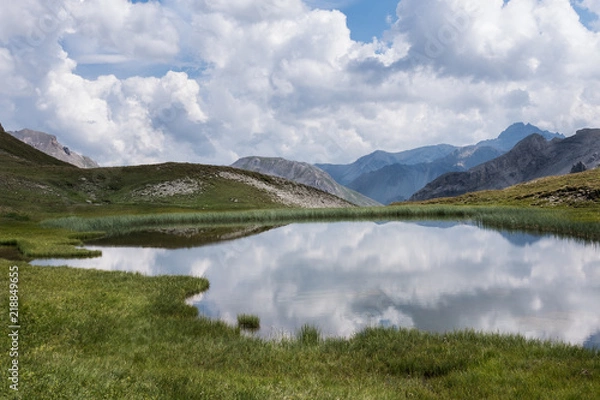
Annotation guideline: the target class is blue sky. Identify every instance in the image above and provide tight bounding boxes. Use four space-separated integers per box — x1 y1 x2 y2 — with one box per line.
311 0 599 42
317 0 399 42
571 0 600 29
1 0 600 166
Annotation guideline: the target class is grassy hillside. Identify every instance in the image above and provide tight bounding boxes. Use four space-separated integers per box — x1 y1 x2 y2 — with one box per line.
412 167 600 210
0 129 74 168
0 128 352 218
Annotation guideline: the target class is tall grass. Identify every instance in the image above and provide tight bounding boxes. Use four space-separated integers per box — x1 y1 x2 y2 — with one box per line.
237 314 261 331
296 324 321 346
43 206 466 234
0 222 103 259
43 205 600 242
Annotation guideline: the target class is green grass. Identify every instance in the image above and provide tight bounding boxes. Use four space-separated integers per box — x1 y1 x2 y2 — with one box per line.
0 160 293 217
1 260 598 399
2 203 599 262
2 125 342 217
0 219 102 260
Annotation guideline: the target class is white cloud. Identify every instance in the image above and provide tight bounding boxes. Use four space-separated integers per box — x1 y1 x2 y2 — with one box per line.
37 53 208 165
1 0 600 166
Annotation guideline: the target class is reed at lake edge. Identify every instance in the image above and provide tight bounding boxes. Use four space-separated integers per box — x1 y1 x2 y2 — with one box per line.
43 205 600 243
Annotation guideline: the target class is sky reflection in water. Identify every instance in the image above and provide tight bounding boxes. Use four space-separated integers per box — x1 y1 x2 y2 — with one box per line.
33 221 600 348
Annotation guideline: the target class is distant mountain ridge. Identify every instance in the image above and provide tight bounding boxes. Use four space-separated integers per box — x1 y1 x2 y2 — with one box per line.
317 123 564 204
345 146 505 204
411 129 600 201
231 156 381 206
8 129 99 168
316 144 458 185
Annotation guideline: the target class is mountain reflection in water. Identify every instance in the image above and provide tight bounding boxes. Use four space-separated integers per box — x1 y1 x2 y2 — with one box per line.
33 221 600 349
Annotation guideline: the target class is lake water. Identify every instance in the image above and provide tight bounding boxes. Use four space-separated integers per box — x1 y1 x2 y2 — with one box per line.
33 221 600 348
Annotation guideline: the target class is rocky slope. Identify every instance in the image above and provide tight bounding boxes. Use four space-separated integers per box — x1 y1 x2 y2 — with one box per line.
411 129 600 201
231 156 381 206
8 129 99 168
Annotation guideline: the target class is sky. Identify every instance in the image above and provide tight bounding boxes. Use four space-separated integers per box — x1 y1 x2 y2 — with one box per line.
1 0 600 167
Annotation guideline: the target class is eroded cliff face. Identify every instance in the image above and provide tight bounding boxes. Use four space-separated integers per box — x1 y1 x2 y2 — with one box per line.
411 129 600 201
8 129 99 168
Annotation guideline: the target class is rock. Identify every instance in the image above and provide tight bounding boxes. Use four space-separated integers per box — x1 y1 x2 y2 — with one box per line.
571 161 587 174
318 122 563 203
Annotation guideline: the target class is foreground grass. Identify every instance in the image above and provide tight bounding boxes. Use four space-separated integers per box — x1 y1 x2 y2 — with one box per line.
1 260 598 399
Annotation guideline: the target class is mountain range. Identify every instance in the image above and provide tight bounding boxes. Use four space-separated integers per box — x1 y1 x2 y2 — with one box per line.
411 129 600 201
8 121 597 207
316 123 564 203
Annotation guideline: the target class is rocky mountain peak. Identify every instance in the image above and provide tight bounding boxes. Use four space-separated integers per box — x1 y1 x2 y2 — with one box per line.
497 122 537 141
478 123 564 152
8 129 99 168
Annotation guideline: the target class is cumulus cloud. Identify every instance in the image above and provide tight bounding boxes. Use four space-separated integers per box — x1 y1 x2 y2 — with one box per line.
38 59 209 165
1 0 600 165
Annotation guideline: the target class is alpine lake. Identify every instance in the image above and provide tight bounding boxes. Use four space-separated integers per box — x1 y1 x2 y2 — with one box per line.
33 220 600 349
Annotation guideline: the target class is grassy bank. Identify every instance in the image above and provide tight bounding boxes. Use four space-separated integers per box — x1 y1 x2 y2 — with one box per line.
2 203 599 262
0 219 102 260
2 260 598 399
